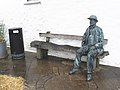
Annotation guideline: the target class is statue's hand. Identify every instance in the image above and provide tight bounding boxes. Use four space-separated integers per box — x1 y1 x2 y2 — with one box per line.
89 45 96 50
83 45 89 51
95 43 103 48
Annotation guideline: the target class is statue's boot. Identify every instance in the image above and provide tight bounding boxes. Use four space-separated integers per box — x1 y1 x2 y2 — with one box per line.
87 73 93 81
69 67 79 75
69 57 81 75
69 52 82 75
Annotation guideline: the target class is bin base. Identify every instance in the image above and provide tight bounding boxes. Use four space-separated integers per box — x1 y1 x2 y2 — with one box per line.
12 53 25 60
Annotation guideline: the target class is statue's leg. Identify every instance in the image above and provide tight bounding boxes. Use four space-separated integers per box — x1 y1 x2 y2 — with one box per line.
69 48 85 75
73 50 81 69
87 49 97 81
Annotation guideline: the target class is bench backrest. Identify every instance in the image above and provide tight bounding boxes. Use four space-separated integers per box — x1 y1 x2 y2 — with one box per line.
39 31 108 45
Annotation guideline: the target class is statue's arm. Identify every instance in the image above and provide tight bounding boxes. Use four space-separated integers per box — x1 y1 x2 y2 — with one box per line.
81 28 89 46
95 29 104 48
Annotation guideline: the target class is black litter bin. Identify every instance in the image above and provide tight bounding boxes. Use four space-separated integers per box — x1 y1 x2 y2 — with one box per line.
9 28 25 59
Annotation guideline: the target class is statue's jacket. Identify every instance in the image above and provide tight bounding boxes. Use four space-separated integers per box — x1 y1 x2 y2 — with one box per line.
82 25 104 50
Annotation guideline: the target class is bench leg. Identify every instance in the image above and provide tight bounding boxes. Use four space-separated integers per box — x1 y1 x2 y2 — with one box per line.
93 59 97 70
93 58 100 71
96 58 100 68
43 49 48 58
36 48 48 59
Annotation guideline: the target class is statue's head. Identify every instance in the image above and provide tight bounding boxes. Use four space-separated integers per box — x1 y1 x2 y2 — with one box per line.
88 15 98 26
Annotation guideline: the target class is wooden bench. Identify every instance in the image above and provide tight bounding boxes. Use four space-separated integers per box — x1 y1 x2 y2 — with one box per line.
30 31 109 69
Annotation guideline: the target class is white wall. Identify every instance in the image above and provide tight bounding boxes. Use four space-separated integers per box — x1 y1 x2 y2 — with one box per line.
0 0 120 67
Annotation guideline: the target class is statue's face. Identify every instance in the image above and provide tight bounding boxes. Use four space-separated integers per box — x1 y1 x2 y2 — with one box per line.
90 19 97 26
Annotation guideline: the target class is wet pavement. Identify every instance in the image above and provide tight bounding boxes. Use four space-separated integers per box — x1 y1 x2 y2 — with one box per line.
0 50 120 90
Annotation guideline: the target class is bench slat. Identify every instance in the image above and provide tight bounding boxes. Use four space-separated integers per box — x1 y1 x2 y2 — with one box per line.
39 33 108 45
39 33 83 40
31 41 79 53
97 51 109 59
30 41 109 57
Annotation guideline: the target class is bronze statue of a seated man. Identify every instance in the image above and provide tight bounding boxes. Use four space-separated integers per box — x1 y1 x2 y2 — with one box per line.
69 15 104 81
